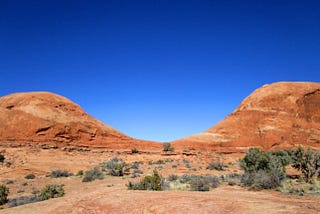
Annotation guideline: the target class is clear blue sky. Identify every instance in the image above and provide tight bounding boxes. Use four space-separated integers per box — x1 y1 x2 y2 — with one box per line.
1 0 319 142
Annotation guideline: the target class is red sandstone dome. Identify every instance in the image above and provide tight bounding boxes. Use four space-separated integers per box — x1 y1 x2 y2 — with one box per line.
172 82 320 152
0 91 160 150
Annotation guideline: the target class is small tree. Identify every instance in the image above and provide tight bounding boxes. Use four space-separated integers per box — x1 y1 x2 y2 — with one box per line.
291 146 320 182
131 148 139 154
163 143 174 152
0 185 9 205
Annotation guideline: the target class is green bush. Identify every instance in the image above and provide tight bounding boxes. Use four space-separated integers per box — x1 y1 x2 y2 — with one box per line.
39 184 64 200
127 169 163 191
291 146 320 182
239 148 289 189
163 143 174 152
51 169 73 178
101 157 127 176
0 185 9 205
82 167 104 182
25 174 36 179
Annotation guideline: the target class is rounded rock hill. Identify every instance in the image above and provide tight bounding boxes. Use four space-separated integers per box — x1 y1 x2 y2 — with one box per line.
173 82 320 152
0 91 160 150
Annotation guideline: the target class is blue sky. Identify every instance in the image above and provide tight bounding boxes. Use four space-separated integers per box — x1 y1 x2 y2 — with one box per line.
1 0 319 142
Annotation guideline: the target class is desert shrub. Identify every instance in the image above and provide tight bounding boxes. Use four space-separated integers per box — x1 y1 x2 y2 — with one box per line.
5 180 14 185
170 174 219 191
8 195 41 207
16 189 24 193
167 174 179 182
240 148 288 189
183 159 191 168
130 168 144 178
207 154 226 171
179 174 197 184
127 169 163 191
82 167 104 182
163 143 174 152
291 146 320 182
224 173 242 186
101 157 127 176
280 178 320 195
25 173 36 179
76 170 84 176
190 177 210 191
51 169 73 178
0 185 9 205
154 159 165 165
0 154 4 163
39 184 64 200
131 161 142 169
241 170 282 190
131 148 139 154
190 175 219 191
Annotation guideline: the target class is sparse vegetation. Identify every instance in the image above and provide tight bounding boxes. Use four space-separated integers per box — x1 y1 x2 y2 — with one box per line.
25 173 36 179
82 167 104 182
183 159 191 169
207 154 226 171
8 195 41 207
39 184 65 200
131 161 142 169
164 174 220 191
190 175 220 191
0 185 9 205
51 169 73 178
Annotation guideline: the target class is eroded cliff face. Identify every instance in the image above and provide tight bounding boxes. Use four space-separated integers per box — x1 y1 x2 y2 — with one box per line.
173 82 320 152
0 92 160 150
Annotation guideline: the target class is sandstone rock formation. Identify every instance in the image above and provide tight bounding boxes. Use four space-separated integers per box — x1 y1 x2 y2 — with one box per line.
0 92 160 150
173 82 320 152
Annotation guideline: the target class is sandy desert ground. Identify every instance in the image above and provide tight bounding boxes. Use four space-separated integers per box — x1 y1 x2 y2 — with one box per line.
1 145 319 214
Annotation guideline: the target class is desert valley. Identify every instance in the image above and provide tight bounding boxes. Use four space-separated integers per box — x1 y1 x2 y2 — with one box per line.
0 81 319 213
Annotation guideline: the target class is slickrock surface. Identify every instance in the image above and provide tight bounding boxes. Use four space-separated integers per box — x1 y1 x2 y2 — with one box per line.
173 82 320 152
0 92 160 150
